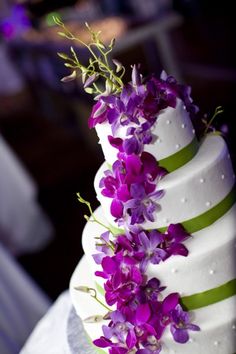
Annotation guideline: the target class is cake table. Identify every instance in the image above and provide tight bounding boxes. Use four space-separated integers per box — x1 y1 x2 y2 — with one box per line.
19 290 96 354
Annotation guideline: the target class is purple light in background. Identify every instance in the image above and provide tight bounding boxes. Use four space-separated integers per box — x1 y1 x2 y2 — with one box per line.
0 4 31 39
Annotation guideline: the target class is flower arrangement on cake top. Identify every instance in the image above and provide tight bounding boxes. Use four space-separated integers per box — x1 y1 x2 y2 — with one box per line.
53 17 235 353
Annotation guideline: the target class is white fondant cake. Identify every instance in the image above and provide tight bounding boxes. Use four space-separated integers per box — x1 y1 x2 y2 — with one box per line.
55 21 236 354
69 75 236 354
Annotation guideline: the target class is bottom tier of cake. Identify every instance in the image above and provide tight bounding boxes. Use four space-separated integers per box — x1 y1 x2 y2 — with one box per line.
70 256 236 354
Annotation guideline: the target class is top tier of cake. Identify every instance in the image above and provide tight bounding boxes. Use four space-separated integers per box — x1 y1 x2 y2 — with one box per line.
95 98 198 171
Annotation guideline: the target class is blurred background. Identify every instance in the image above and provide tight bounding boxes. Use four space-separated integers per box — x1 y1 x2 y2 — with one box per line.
0 0 235 339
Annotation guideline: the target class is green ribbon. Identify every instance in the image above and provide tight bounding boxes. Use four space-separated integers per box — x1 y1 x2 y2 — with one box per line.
96 279 236 311
159 186 236 234
107 137 198 173
181 278 236 310
109 187 236 235
90 281 236 353
158 136 199 172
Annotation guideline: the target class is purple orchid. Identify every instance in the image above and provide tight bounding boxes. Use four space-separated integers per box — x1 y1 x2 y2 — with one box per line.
136 335 162 354
124 183 164 225
88 67 199 140
95 252 143 307
145 292 180 340
94 310 137 353
161 224 191 259
139 278 166 303
99 162 131 219
102 84 146 136
88 100 110 128
131 303 157 343
170 304 200 343
99 152 166 224
93 231 114 265
134 230 167 272
159 71 199 119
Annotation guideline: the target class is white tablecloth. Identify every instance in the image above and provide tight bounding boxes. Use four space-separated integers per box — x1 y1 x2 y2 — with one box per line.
20 291 97 354
20 291 71 354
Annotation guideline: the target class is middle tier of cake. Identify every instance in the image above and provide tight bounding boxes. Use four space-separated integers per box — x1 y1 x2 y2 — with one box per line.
94 134 235 231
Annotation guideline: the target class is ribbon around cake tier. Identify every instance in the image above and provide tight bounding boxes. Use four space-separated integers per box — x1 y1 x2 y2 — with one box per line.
158 136 199 172
95 278 236 312
107 136 199 173
180 278 236 310
109 186 236 235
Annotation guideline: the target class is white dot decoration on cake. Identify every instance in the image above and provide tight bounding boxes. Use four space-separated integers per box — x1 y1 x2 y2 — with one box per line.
209 269 215 275
189 338 195 343
166 119 171 125
157 138 162 143
200 178 205 183
181 123 186 128
221 174 225 180
163 218 169 224
214 341 220 347
232 324 236 330
192 128 195 134
206 201 212 207
175 144 180 150
171 268 178 274
181 197 187 203
183 105 186 110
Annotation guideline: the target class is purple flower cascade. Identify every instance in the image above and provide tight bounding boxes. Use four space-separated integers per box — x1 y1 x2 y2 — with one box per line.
90 67 200 353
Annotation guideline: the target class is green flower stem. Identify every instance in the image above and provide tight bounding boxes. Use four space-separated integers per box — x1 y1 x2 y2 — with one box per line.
204 106 223 135
92 82 103 94
75 286 111 312
90 292 111 312
54 16 125 95
77 193 115 235
96 237 115 252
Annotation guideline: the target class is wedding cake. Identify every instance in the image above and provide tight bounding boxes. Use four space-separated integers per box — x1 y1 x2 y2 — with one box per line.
55 19 236 354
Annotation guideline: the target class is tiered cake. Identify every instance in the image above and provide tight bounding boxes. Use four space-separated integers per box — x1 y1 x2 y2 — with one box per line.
70 92 236 353
54 19 236 354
